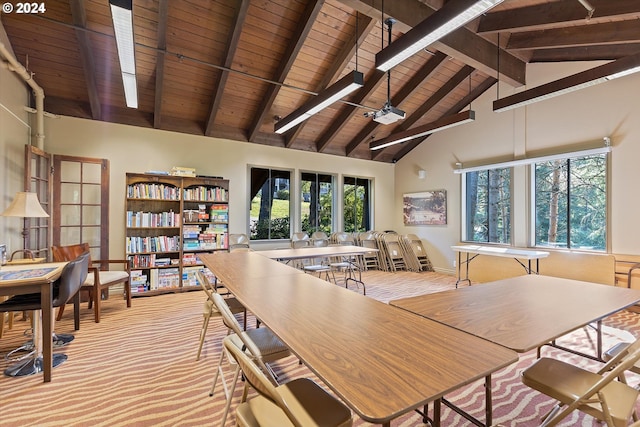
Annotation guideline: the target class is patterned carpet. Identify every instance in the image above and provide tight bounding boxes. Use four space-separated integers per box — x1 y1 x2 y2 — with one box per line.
0 270 639 426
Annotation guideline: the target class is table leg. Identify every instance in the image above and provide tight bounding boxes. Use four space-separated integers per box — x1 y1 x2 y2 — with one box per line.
41 282 52 382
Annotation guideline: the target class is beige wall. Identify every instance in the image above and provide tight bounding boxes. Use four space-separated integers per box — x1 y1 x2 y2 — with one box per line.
0 29 32 253
43 118 395 258
395 61 640 275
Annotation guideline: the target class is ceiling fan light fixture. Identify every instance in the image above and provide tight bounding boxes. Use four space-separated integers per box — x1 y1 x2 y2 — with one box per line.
370 110 475 150
274 70 364 134
109 0 138 109
493 51 640 112
375 0 504 72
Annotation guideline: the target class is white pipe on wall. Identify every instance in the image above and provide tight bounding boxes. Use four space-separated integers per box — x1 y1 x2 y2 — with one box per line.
0 41 45 149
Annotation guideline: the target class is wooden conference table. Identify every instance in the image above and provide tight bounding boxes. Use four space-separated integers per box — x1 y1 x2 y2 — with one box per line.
390 274 640 359
200 251 517 427
0 262 67 382
452 244 550 287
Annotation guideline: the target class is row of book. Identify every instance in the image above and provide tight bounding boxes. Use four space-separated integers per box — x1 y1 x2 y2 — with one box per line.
127 183 180 200
130 268 181 293
126 210 181 228
126 235 180 254
128 254 177 268
183 186 228 202
209 204 229 222
130 265 215 293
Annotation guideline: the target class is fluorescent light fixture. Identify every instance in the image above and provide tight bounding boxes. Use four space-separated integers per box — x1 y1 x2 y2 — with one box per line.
493 51 640 112
109 0 138 109
275 70 364 134
369 110 475 151
453 145 612 174
375 0 504 72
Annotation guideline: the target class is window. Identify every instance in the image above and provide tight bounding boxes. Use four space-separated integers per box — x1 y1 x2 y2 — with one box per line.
463 168 511 244
249 167 291 240
300 172 333 235
343 177 371 233
534 153 607 250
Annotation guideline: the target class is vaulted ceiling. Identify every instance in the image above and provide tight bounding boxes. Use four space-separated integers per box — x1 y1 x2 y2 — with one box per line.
2 0 639 163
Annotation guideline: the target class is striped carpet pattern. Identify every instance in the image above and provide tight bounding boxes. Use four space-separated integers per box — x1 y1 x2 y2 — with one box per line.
1 270 639 427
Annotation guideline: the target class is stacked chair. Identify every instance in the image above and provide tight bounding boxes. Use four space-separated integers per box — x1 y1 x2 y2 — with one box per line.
400 234 434 272
356 231 380 271
375 232 408 272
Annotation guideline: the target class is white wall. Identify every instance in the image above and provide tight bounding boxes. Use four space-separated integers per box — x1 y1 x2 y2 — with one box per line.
395 61 640 273
44 118 395 258
0 30 32 254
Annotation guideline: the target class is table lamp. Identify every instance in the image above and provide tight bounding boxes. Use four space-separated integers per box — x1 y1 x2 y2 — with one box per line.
1 191 49 260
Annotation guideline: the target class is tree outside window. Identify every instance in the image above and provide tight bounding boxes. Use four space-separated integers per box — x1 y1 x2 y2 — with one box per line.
534 154 606 250
249 167 291 240
343 177 371 233
464 168 511 244
300 172 333 235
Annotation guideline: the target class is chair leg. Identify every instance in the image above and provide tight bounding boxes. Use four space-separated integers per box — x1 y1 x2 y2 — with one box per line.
220 364 241 427
56 303 65 321
196 312 211 361
93 285 101 323
209 346 227 397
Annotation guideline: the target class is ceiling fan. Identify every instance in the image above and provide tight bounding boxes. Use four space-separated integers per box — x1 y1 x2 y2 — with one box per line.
364 18 406 125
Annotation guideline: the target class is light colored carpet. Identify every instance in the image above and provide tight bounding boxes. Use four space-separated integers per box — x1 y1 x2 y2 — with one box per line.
0 270 638 426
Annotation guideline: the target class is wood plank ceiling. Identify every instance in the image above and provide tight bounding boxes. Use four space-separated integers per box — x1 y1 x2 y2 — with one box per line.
1 0 639 163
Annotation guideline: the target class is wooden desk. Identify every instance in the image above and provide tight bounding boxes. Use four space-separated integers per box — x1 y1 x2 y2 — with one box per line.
390 274 640 358
0 262 67 382
200 252 517 426
452 245 549 287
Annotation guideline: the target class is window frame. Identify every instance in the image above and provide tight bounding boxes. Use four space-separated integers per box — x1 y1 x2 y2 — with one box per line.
248 166 292 241
342 176 373 233
299 171 335 235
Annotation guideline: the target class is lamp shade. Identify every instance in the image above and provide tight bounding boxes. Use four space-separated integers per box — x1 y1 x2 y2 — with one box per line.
1 192 49 218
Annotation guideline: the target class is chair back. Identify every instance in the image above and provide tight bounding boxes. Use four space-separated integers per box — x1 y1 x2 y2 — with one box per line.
224 337 301 426
332 232 355 245
291 232 310 248
229 234 250 251
310 231 329 247
547 337 640 425
51 243 91 263
52 251 90 307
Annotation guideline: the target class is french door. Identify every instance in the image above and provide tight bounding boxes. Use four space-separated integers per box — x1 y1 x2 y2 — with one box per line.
51 155 109 261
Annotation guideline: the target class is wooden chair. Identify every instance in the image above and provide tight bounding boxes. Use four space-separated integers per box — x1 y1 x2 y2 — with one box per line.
212 293 291 427
51 243 131 323
521 338 640 427
225 335 353 427
195 270 246 360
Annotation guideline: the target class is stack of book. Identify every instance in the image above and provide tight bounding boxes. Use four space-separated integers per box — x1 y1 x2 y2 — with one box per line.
170 166 196 177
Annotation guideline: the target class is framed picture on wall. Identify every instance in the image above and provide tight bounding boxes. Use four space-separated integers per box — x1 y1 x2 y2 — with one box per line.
403 190 447 226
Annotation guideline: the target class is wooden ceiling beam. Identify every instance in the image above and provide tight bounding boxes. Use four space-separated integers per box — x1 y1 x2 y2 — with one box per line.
316 69 386 153
285 13 376 148
508 20 640 51
370 65 473 160
338 0 526 87
153 0 168 129
246 0 325 142
343 51 448 156
392 76 497 161
69 0 101 120
205 0 250 137
530 43 640 62
478 0 640 34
